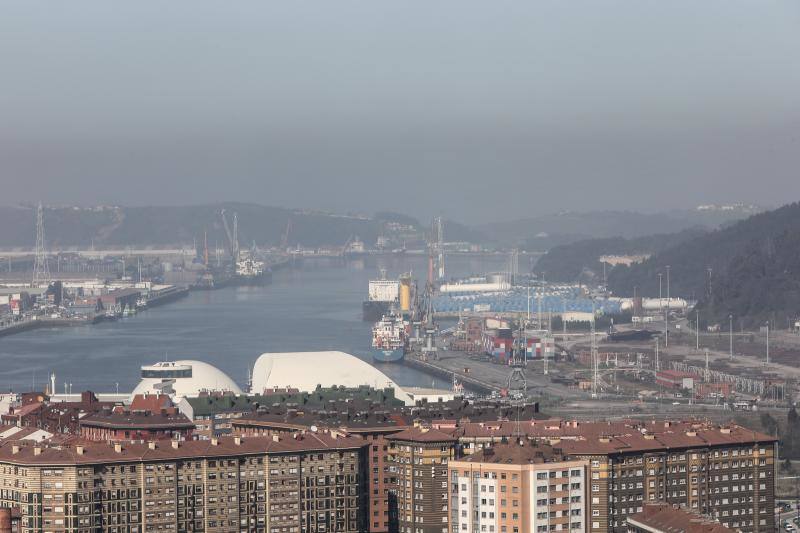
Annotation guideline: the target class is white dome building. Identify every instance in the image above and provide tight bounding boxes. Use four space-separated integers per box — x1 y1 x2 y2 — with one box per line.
131 360 242 401
251 351 413 405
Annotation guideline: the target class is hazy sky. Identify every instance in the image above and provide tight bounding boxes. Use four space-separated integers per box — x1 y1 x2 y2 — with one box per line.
1 1 799 223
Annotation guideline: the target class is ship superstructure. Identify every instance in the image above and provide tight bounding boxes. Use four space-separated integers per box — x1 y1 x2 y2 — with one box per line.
371 311 407 363
362 270 399 321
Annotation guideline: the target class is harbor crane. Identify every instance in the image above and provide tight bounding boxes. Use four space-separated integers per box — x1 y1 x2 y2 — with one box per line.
220 209 239 261
280 218 292 251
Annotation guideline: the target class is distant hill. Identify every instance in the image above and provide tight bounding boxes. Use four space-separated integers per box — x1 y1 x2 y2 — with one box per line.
534 228 706 283
0 203 380 249
480 205 761 249
0 203 487 251
604 202 800 328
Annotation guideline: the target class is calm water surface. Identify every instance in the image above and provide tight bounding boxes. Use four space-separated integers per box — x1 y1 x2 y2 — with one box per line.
0 255 508 393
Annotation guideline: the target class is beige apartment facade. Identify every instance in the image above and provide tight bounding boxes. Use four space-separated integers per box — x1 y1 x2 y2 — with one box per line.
449 443 588 533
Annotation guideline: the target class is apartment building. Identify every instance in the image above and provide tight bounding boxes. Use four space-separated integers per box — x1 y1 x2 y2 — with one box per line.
0 432 367 533
558 427 775 533
456 419 776 533
449 441 588 533
386 427 458 533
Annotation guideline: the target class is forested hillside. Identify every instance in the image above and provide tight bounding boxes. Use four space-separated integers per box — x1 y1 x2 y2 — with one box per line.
0 203 381 248
606 202 800 328
534 229 706 283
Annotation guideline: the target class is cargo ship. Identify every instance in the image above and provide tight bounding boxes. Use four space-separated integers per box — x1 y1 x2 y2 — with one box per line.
230 252 272 286
371 311 407 363
362 271 399 321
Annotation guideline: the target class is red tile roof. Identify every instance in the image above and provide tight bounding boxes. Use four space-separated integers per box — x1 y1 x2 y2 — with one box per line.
387 426 458 443
130 394 173 413
0 432 366 466
459 419 775 455
628 503 735 533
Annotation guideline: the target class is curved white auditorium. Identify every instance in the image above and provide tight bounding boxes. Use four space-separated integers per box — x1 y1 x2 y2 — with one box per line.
131 360 243 401
251 351 413 405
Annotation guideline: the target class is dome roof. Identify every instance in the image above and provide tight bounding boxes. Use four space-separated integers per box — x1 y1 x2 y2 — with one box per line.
131 360 242 401
251 351 412 405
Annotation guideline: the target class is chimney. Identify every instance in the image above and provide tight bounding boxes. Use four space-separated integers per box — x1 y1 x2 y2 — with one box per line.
720 428 731 435
272 434 280 442
234 436 242 445
114 443 122 453
686 431 697 437
211 437 219 446
11 445 19 455
76 445 85 455
148 441 157 450
171 440 180 449
33 447 42 456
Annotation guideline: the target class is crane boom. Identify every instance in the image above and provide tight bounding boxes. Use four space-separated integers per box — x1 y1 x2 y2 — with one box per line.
220 209 239 260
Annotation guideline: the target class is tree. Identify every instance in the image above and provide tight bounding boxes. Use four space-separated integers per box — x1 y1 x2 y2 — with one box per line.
761 412 779 436
785 408 800 459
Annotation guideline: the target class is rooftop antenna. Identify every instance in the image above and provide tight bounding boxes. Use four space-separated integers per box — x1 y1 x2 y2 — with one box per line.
32 202 51 286
513 401 523 443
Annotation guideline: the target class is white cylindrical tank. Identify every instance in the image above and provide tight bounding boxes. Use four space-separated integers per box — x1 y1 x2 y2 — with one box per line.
439 282 511 294
641 298 688 310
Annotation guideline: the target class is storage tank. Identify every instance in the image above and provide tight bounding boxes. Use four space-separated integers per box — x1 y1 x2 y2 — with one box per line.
399 275 412 312
488 272 510 285
641 298 688 311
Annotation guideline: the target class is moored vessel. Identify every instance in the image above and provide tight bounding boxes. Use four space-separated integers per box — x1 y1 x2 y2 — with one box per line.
362 270 399 321
371 312 407 363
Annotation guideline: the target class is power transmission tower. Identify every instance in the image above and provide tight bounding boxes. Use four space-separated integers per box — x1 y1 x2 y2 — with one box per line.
32 202 51 286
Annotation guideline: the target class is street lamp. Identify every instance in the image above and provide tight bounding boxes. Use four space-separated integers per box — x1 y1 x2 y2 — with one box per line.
766 321 770 365
696 310 700 351
729 314 733 360
658 273 663 308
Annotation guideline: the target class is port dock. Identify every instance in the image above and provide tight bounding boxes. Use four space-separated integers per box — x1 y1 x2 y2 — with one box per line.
404 348 588 400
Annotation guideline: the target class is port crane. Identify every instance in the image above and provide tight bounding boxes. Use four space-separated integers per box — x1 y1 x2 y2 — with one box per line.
280 218 292 251
506 325 528 399
220 209 239 261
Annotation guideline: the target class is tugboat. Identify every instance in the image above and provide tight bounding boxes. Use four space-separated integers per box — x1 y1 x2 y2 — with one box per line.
371 311 407 363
